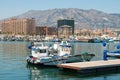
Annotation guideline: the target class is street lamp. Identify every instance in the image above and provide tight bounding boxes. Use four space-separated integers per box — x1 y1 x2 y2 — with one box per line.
103 17 109 35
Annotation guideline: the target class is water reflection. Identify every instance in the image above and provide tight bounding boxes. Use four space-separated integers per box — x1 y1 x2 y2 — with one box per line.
26 64 84 80
26 64 64 80
26 64 120 80
0 42 29 55
0 42 30 80
0 41 120 80
71 43 103 60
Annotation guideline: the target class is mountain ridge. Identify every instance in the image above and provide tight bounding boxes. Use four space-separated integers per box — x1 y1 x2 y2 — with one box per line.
2 8 120 29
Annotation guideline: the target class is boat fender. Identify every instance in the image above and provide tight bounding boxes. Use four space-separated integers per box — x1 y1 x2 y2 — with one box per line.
117 44 120 49
28 45 32 49
102 42 106 47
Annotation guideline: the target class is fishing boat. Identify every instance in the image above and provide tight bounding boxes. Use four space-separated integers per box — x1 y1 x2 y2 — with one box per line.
26 41 95 66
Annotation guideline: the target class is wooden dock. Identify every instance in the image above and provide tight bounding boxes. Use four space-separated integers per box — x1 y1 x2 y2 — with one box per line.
57 59 120 73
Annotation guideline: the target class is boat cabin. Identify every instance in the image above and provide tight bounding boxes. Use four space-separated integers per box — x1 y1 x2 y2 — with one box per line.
31 42 49 57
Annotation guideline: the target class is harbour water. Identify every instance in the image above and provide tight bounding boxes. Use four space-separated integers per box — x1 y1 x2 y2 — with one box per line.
0 41 120 80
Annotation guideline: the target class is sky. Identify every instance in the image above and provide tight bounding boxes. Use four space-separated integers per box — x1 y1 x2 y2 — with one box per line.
0 0 120 20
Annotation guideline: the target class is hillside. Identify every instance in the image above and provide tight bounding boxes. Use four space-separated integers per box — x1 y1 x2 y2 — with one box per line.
2 8 120 29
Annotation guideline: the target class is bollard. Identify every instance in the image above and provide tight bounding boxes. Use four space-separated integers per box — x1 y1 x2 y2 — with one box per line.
102 42 107 60
103 50 107 60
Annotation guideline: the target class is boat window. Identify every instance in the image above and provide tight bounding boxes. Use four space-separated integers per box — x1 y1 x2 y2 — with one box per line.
63 42 67 45
39 49 46 53
34 43 47 47
35 44 42 47
62 48 70 51
43 43 47 46
65 48 69 51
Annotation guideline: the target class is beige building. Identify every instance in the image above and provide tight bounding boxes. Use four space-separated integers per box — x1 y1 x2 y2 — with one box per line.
74 28 114 37
2 18 36 35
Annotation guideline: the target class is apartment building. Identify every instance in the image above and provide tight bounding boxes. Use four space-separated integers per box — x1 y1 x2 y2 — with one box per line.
2 18 36 35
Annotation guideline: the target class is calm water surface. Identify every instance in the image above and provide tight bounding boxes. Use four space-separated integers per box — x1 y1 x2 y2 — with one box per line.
0 41 120 80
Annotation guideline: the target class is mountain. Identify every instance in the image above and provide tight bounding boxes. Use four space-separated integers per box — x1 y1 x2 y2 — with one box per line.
2 8 120 29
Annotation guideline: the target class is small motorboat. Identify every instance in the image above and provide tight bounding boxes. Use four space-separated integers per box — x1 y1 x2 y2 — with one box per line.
107 50 120 58
26 41 95 66
102 42 120 58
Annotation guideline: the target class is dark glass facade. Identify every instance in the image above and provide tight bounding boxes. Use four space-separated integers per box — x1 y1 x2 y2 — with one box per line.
57 19 74 34
57 19 74 38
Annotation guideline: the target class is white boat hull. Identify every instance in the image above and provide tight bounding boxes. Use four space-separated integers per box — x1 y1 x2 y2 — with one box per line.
26 54 95 66
107 52 120 58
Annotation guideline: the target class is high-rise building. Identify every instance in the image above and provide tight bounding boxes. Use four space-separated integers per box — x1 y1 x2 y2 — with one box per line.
57 19 74 38
2 18 36 35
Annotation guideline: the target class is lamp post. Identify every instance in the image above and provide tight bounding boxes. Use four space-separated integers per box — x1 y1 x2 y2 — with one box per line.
103 17 109 35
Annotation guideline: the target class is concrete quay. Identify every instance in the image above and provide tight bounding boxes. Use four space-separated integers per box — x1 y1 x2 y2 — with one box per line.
57 59 120 73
